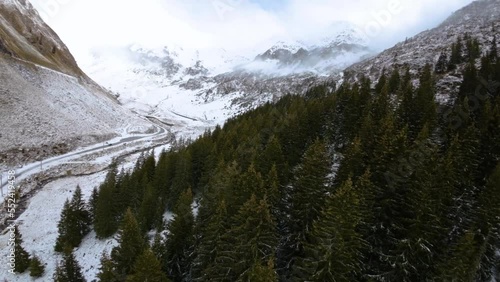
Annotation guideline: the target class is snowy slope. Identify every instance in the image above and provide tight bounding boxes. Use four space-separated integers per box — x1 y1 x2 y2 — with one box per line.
0 0 154 168
0 171 115 281
81 22 372 136
2 1 499 281
346 0 500 82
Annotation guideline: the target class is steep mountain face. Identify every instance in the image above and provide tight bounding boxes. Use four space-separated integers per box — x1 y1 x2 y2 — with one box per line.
83 23 372 129
0 0 151 167
0 0 82 77
346 0 500 90
254 22 370 74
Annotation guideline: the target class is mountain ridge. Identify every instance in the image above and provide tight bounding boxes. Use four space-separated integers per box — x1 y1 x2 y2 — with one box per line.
0 0 152 167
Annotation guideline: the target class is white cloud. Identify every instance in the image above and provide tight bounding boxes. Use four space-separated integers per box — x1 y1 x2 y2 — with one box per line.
29 0 475 63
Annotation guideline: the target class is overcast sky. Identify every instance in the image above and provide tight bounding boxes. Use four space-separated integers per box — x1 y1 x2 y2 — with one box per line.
30 0 475 62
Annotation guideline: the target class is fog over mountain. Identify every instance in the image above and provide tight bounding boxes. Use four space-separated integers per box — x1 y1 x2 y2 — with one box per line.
31 0 474 63
2 1 500 281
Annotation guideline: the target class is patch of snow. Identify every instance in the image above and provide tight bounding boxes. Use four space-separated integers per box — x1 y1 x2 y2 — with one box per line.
0 171 115 281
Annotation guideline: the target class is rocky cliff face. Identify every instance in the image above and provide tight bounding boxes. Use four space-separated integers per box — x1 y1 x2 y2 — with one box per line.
0 0 151 167
0 0 83 76
345 0 500 83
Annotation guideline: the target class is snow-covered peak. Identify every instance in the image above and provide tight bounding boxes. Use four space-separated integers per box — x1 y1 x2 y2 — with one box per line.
249 21 373 76
266 40 308 54
310 21 369 49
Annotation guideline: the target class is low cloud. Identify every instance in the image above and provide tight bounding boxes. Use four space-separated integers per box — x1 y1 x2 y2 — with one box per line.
30 0 474 63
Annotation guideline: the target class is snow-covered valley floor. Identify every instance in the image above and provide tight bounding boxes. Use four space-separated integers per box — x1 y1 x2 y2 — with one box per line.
0 171 112 281
0 119 178 281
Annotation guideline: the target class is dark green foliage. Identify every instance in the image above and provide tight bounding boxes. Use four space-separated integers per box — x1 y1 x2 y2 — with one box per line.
94 165 120 238
388 67 401 93
111 208 146 280
168 150 192 209
13 225 30 273
437 229 484 281
465 34 481 61
138 184 157 232
289 139 331 235
29 254 45 277
91 37 500 281
265 164 281 208
55 186 91 252
202 195 278 281
435 51 448 74
162 188 195 281
192 199 230 280
490 35 498 60
245 258 278 282
126 249 170 282
475 163 500 280
294 178 366 281
53 248 86 282
448 36 463 70
88 187 99 221
96 252 119 282
280 139 331 277
413 64 437 136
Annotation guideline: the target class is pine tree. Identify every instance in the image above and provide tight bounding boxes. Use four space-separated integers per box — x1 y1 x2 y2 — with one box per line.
475 163 500 280
192 199 230 280
335 136 365 184
490 35 498 60
234 196 278 281
388 67 401 93
29 254 45 277
70 185 91 235
375 69 387 94
55 200 72 252
459 61 479 100
294 178 365 281
413 64 437 136
142 151 156 182
126 249 169 282
234 163 265 206
55 186 91 252
257 135 287 184
138 184 157 232
388 144 449 281
435 51 448 74
163 188 195 281
265 164 281 208
437 230 484 281
53 248 86 282
168 150 192 209
280 139 331 277
111 208 146 280
245 258 278 282
203 195 278 281
448 36 463 70
95 167 120 238
397 68 415 127
53 264 66 282
289 139 331 236
465 37 481 61
96 252 118 282
13 225 30 273
89 187 99 221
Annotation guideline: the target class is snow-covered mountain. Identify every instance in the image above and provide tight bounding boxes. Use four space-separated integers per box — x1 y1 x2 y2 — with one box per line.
81 22 373 130
0 0 152 168
252 22 371 74
2 0 500 281
346 0 500 87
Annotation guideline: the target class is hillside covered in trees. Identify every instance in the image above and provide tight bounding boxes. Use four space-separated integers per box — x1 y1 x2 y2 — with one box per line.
51 37 500 281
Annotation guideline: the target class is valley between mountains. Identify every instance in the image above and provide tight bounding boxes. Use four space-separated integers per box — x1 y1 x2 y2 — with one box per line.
1 0 499 281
